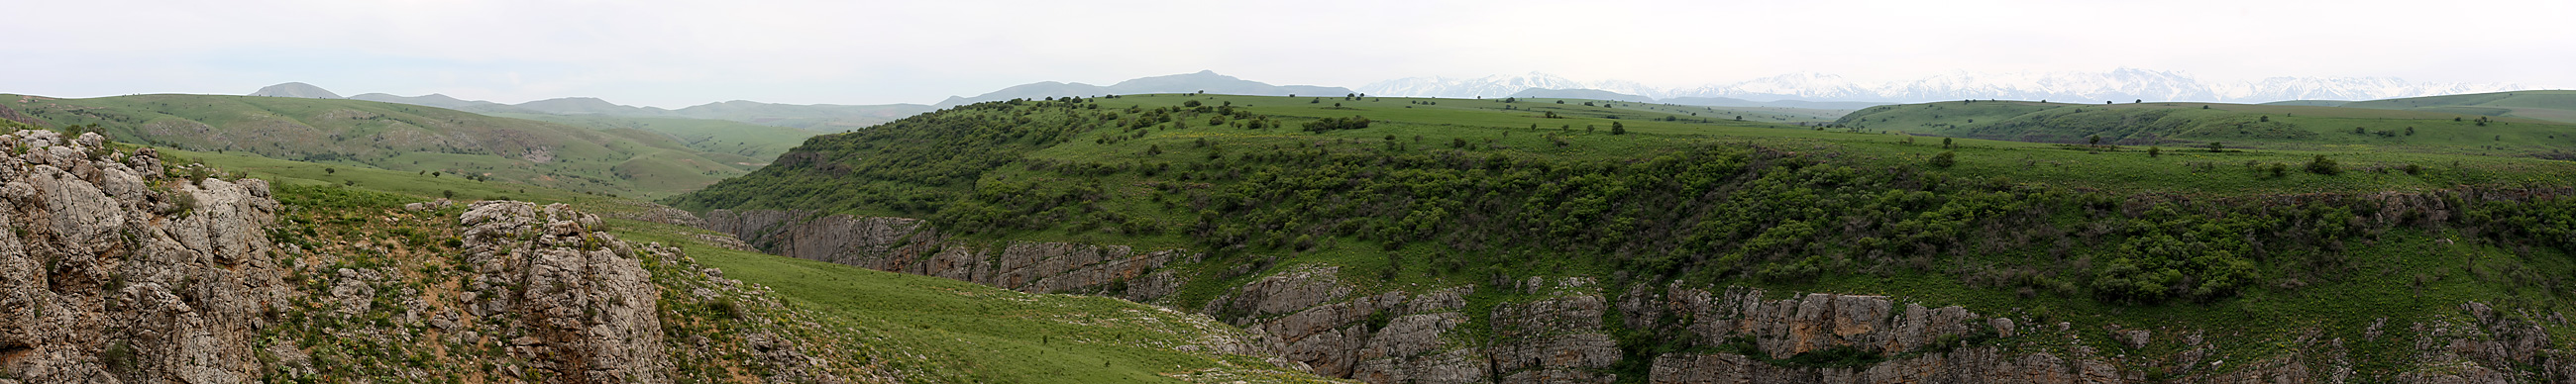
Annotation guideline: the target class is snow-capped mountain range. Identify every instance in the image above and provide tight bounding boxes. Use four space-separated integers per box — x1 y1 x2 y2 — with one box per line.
1356 69 2531 104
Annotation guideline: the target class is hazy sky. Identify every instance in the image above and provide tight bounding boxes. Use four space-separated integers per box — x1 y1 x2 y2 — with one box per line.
7 0 2570 108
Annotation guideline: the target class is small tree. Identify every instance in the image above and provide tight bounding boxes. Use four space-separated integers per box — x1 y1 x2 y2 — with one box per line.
1610 122 1627 135
2207 142 2224 152
2305 155 2339 175
2089 136 2102 145
1146 144 1162 156
1928 151 1958 168
1942 137 1954 148
2405 127 2415 136
2268 162 2289 178
2259 116 2269 123
2147 146 2161 157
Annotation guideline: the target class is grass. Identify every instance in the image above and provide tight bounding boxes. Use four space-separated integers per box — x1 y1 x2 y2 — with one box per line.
2341 90 2576 124
1837 99 2576 159
492 113 818 162
610 219 1344 383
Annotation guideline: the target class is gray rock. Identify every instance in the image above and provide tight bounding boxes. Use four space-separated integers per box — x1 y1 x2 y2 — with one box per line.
0 130 284 384
459 201 674 383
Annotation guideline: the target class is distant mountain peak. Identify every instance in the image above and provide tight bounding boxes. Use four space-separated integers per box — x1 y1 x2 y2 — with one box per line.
250 82 343 99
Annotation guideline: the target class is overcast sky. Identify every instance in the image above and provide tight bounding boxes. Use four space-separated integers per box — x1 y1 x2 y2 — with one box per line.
6 0 2570 108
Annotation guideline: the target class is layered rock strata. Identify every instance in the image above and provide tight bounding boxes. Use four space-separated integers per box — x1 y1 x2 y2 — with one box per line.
701 209 1192 300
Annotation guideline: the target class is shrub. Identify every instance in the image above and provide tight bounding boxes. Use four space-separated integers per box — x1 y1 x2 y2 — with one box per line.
1928 151 1957 168
2306 155 2339 175
1301 116 1371 133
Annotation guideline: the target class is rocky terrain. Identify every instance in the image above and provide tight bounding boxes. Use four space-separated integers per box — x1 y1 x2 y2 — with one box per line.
701 209 1192 301
702 208 2576 383
0 129 869 383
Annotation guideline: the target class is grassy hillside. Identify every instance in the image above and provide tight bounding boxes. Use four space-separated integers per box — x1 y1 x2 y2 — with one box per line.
613 222 1342 383
2340 90 2576 124
672 101 932 132
155 138 1337 383
672 93 2576 379
3 93 753 198
2259 100 2350 107
1834 99 2576 157
493 113 816 162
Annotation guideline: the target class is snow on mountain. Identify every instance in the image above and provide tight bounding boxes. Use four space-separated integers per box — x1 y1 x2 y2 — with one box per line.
1674 73 1874 101
1356 72 1606 99
1358 69 2529 104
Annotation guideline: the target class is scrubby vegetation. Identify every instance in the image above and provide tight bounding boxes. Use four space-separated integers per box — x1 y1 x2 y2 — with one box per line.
672 93 2576 378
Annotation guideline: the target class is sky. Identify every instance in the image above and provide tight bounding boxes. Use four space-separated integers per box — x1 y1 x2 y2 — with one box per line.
5 0 2571 108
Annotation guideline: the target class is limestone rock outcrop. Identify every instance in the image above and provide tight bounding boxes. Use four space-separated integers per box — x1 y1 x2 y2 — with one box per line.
0 130 285 384
457 201 673 383
701 209 1194 299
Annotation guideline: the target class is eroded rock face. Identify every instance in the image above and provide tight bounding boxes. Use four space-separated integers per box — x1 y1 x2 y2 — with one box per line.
0 130 285 384
458 201 673 383
701 209 1194 299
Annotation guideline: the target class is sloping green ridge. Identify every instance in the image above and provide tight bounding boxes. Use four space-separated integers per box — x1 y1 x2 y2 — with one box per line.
491 113 817 162
3 93 752 198
671 93 2576 379
1834 100 2576 156
2340 90 2576 124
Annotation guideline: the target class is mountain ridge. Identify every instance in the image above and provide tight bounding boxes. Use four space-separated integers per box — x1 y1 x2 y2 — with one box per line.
930 70 1355 108
263 83 932 131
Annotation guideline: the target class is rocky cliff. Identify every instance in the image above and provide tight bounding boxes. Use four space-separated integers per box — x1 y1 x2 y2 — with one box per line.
701 209 1194 301
0 130 285 384
701 207 2576 383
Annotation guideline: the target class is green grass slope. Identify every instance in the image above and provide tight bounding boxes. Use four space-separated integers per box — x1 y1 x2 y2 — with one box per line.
2259 100 2350 107
671 94 2576 380
2340 90 2576 124
1835 99 2576 157
158 138 1338 383
493 113 816 162
3 93 753 198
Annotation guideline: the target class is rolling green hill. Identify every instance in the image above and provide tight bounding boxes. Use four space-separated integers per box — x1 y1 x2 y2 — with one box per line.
670 93 2576 381
2339 90 2576 124
2 93 757 198
1834 99 2576 157
2258 100 2350 107
493 113 818 162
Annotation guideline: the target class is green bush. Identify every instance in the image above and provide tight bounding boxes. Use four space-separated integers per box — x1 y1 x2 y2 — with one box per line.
2306 155 2340 175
